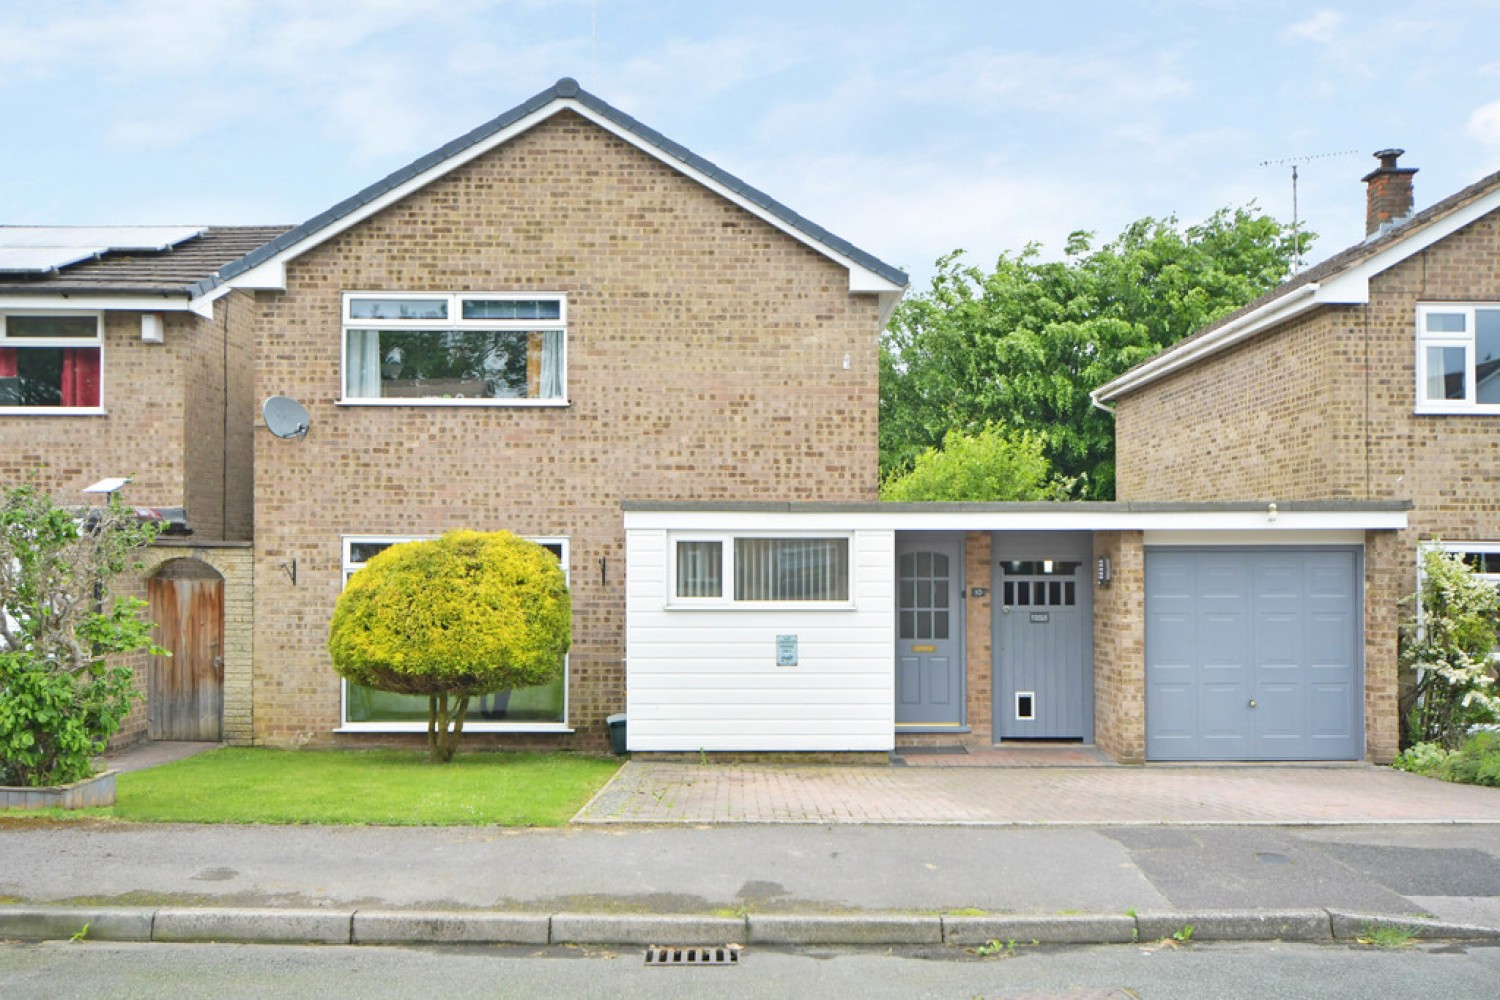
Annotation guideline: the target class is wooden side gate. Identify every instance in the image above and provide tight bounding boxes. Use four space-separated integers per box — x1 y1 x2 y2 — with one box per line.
147 559 225 741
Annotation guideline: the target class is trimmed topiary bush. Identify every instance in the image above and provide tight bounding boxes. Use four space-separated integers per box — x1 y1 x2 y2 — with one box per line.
327 530 570 762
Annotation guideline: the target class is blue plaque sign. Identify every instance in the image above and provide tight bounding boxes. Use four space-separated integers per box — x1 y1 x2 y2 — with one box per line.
776 634 798 666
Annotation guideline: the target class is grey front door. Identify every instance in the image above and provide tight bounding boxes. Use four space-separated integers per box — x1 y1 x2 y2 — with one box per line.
894 533 964 729
1145 548 1362 761
993 533 1092 740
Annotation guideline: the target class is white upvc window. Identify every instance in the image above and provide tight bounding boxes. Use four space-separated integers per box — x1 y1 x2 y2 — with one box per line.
1420 541 1500 661
0 311 104 414
1415 304 1500 413
340 292 567 406
668 533 854 609
335 534 572 732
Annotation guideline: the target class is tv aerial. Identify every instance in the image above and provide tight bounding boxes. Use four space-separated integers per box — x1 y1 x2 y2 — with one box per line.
262 395 310 439
1259 149 1360 271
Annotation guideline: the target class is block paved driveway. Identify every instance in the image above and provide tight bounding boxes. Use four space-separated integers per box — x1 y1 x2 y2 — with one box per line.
574 759 1500 825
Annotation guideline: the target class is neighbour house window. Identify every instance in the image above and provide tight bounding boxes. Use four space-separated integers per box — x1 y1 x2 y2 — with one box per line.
671 535 852 606
341 293 566 405
1416 305 1500 412
0 313 102 411
338 536 569 730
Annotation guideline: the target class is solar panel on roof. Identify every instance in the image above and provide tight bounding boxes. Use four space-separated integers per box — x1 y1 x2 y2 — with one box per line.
0 226 205 274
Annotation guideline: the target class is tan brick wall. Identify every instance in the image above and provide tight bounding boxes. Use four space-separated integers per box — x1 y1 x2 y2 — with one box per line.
1 312 188 508
182 310 228 541
1092 531 1145 763
1111 209 1500 756
249 111 883 749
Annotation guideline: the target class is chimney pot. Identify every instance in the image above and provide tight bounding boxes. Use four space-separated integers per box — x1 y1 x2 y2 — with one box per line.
1362 148 1417 236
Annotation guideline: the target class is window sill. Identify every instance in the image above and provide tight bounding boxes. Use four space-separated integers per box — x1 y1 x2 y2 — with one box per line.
334 723 574 734
1414 405 1500 416
0 407 106 416
336 398 569 408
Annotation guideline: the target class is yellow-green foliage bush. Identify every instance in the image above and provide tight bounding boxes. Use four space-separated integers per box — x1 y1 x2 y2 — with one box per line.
327 530 570 760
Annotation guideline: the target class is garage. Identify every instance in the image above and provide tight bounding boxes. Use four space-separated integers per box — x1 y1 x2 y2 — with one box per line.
1145 547 1362 761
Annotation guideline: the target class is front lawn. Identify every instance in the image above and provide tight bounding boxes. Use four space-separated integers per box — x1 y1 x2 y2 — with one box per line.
107 748 620 826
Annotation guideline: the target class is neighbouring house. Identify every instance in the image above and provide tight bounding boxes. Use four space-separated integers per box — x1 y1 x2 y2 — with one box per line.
1092 149 1500 761
0 224 289 744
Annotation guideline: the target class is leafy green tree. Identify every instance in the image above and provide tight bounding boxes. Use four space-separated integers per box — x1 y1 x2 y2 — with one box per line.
0 484 162 787
328 530 571 762
881 207 1303 498
1400 548 1500 748
880 424 1050 501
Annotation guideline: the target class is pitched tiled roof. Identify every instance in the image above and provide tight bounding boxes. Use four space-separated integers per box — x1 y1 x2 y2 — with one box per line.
1095 164 1500 402
0 226 291 296
199 78 908 296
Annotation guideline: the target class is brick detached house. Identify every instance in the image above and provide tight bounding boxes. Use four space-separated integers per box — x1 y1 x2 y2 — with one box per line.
0 225 288 744
2 83 1421 763
1092 150 1500 762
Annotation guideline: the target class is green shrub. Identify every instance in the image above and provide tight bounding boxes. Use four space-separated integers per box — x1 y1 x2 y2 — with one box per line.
1400 548 1500 748
328 530 571 762
0 484 161 787
880 423 1050 501
1392 741 1451 778
1441 731 1500 787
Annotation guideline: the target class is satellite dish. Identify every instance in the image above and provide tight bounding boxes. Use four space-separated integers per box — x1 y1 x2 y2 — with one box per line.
262 396 310 439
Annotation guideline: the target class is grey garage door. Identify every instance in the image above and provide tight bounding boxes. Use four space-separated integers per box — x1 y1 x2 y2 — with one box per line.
1145 548 1362 761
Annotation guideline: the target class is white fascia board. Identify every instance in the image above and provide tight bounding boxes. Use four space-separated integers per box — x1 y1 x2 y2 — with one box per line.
1317 191 1500 305
187 282 237 318
623 507 1407 533
1092 284 1320 404
217 98 903 302
0 293 193 312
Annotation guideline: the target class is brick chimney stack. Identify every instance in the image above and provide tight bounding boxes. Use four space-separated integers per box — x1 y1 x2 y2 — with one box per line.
1362 148 1417 235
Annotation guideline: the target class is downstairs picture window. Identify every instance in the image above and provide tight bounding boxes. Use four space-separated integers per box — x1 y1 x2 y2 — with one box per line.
0 313 102 410
341 293 566 404
339 535 569 729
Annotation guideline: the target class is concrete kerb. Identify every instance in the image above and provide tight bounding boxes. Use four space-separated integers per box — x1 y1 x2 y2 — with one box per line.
2 905 1498 947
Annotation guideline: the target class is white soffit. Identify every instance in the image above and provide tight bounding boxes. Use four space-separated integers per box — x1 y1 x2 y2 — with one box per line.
0 226 205 274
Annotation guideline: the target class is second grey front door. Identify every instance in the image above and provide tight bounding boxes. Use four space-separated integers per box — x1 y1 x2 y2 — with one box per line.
894 534 964 729
993 534 1091 740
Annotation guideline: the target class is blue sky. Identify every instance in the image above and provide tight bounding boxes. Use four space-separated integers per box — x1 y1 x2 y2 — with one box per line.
5 0 1500 287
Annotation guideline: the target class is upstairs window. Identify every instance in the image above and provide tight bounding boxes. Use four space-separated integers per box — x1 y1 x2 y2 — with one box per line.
0 313 102 411
342 293 566 405
1416 304 1500 413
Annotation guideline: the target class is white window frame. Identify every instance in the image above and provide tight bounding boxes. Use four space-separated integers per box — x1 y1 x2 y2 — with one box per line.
334 534 573 733
0 310 105 416
666 532 856 610
338 291 568 407
1415 303 1500 414
1419 541 1500 661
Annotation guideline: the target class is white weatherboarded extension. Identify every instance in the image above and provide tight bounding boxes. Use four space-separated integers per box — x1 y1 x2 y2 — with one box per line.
625 527 896 752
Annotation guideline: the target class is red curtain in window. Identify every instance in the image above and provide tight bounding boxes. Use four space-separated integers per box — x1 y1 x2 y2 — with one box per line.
0 348 16 378
60 348 100 407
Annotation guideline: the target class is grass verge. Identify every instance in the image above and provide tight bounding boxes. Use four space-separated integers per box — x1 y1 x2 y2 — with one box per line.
99 747 620 826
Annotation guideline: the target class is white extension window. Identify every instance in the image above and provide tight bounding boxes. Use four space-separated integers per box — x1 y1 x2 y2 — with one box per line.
1416 304 1500 413
340 293 566 406
336 535 571 732
670 534 853 608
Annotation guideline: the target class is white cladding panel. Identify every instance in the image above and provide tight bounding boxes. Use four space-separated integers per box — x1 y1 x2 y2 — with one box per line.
625 527 896 751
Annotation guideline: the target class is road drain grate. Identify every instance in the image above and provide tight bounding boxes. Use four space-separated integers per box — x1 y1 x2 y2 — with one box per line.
644 945 740 967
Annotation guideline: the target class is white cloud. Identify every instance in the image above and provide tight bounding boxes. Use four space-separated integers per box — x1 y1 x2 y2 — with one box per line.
1467 99 1500 147
1283 10 1344 44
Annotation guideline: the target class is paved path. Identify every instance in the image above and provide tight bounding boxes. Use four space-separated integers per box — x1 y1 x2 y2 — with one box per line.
574 760 1500 825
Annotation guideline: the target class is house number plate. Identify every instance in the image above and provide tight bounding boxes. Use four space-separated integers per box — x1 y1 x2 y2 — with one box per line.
1029 612 1050 623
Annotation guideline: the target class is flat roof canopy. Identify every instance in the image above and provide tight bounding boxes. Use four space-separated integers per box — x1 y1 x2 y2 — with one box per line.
622 499 1409 533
